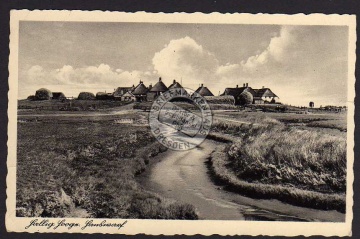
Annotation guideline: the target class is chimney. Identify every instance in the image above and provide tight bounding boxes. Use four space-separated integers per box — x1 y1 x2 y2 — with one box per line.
159 77 162 82
246 83 248 87
173 79 176 84
236 85 238 88
243 83 245 87
201 83 203 87
148 84 152 90
262 86 265 89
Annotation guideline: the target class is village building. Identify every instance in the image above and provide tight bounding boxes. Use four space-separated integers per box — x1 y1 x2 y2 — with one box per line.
52 92 66 100
113 85 135 100
195 84 214 96
121 91 136 102
221 83 255 105
132 80 149 102
222 83 278 105
168 79 183 89
147 77 169 101
253 87 278 104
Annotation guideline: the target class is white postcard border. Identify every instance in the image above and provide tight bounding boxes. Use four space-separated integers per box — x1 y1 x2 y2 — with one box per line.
6 10 356 236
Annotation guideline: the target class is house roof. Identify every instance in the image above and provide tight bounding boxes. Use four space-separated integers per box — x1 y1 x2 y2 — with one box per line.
253 88 278 98
122 91 135 97
168 80 183 89
132 82 148 95
195 85 214 96
114 86 134 96
150 79 169 92
222 87 255 97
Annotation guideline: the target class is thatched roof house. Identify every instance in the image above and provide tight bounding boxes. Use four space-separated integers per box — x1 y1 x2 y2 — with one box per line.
113 85 135 99
121 91 136 102
253 87 278 103
35 88 53 100
150 77 168 92
132 81 148 101
222 83 278 105
52 92 66 100
77 92 96 100
195 84 214 96
204 95 235 105
147 77 168 101
168 79 183 89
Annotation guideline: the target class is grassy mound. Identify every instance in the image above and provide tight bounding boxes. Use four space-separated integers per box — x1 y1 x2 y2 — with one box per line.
209 146 345 212
208 114 346 212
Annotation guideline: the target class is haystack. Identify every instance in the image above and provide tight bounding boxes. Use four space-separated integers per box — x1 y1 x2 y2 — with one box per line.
52 92 66 100
238 91 253 105
96 92 114 100
77 92 95 100
35 88 53 100
27 95 36 101
204 95 235 105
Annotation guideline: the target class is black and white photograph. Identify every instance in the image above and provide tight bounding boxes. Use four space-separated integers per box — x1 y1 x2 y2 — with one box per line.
6 11 355 236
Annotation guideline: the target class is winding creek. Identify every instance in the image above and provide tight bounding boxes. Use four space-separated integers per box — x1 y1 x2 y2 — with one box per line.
138 139 345 222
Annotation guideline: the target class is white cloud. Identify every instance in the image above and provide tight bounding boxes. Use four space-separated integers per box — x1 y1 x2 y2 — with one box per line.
24 64 149 86
152 36 219 88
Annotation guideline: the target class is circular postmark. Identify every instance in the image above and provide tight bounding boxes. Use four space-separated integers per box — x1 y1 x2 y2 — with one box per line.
149 87 212 151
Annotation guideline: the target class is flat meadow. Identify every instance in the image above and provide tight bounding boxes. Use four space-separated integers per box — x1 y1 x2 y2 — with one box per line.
16 111 198 219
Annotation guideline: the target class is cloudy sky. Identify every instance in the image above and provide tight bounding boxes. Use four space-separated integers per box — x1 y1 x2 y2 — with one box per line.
19 21 348 106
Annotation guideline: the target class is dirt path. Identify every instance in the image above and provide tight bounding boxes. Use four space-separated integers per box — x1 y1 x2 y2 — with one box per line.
139 140 345 221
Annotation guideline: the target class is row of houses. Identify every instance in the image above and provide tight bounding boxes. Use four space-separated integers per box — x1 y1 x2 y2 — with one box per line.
29 77 279 105
111 78 279 105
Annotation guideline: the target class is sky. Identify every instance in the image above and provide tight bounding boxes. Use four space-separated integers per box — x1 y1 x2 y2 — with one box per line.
19 21 349 106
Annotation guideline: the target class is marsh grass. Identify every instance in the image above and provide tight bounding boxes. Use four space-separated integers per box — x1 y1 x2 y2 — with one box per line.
209 146 345 212
209 115 346 212
16 115 198 219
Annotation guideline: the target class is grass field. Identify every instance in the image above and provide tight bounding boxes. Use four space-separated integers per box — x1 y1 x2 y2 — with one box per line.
16 113 198 219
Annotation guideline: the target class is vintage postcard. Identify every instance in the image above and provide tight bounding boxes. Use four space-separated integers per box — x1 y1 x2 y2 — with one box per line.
6 10 355 236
